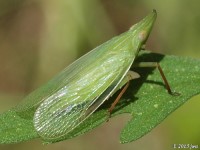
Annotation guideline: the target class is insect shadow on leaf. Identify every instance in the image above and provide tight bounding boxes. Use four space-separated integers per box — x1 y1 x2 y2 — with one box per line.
97 52 165 116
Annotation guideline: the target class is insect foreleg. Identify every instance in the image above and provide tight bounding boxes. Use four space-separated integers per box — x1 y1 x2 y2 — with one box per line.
132 62 180 96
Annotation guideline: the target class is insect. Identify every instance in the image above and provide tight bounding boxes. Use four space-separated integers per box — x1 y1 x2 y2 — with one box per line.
15 10 175 142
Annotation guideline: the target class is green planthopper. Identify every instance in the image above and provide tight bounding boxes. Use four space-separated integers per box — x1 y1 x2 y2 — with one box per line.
15 10 176 142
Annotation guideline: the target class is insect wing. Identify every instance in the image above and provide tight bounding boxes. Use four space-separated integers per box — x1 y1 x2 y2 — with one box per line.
34 77 121 141
13 30 132 115
34 32 137 141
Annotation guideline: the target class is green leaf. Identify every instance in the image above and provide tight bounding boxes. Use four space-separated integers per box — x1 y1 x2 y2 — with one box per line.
0 51 200 144
0 110 38 144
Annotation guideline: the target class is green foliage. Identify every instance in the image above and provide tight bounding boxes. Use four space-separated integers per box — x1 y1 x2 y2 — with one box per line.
0 51 199 144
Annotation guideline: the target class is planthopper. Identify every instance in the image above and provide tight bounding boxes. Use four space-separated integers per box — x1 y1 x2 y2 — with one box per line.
14 10 177 142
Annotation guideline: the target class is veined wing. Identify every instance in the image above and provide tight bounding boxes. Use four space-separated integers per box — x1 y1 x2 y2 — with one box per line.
33 42 136 141
13 29 135 115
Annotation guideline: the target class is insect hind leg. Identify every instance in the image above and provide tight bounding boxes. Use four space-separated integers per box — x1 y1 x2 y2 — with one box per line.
107 71 140 119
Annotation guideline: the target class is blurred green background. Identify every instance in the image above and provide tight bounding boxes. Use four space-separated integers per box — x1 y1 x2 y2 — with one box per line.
0 0 200 150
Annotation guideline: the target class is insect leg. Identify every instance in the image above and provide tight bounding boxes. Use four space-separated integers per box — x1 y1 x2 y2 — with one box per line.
107 71 140 118
133 62 180 96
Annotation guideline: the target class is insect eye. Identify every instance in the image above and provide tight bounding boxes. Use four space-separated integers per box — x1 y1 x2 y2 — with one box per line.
138 30 148 43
